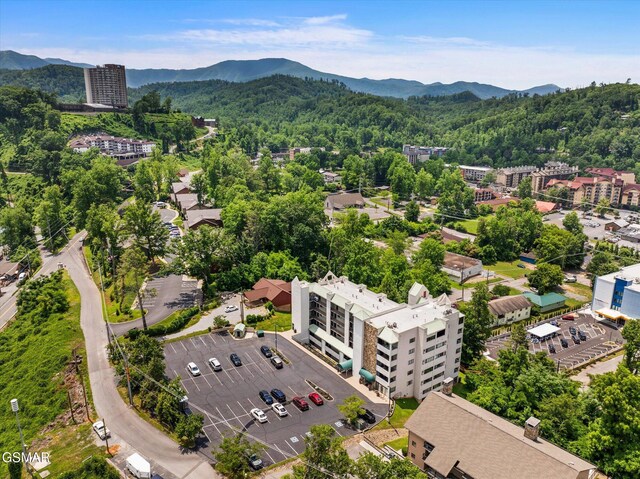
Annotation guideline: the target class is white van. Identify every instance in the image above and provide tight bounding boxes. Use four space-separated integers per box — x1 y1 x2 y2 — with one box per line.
209 357 222 371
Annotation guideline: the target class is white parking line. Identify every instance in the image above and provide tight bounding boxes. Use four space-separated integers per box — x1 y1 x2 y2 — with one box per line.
169 343 177 354
227 404 245 427
288 386 299 397
285 439 299 456
247 398 260 410
201 374 212 388
273 443 288 459
199 336 207 347
180 341 187 351
216 407 231 428
222 369 235 383
237 401 249 414
264 450 276 464
209 334 217 345
211 371 224 386
332 426 343 437
187 374 201 392
190 337 199 349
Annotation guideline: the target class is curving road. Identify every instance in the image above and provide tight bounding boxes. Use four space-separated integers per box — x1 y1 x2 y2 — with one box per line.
1 232 217 478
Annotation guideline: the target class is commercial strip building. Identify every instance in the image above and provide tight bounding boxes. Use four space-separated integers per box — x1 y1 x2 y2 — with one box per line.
403 145 448 165
292 273 464 399
488 295 532 326
83 64 128 108
592 262 640 322
405 384 598 479
442 252 483 283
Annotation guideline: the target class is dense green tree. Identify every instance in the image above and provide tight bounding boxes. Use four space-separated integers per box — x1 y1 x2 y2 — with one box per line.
594 197 612 218
435 169 474 220
562 211 583 236
35 185 67 251
338 395 366 426
118 246 149 329
175 414 205 448
257 150 281 193
461 283 493 365
527 263 564 294
388 158 416 200
404 200 420 222
190 171 208 206
534 224 585 269
291 424 352 479
214 435 264 479
586 251 619 283
491 284 511 297
124 201 168 263
621 319 640 374
509 322 529 352
414 169 435 199
353 453 427 479
133 160 156 203
343 154 367 191
172 225 235 288
0 205 36 255
516 177 533 198
412 238 445 268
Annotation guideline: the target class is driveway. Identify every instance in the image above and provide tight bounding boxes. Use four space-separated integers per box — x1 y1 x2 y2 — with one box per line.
164 294 244 340
164 332 388 467
109 274 201 336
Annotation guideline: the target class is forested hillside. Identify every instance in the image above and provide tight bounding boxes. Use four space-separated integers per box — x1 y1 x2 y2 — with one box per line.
0 64 85 101
131 77 640 170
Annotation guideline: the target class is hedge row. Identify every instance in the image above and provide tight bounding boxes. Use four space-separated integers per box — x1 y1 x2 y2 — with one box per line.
129 307 200 338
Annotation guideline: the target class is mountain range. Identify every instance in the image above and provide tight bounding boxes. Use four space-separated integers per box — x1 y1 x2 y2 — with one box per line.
0 50 561 100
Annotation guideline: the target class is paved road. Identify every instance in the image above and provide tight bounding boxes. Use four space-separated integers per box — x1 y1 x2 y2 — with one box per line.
57 233 217 478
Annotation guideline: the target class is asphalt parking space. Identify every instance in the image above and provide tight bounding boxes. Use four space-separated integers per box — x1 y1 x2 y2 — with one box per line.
164 331 387 467
487 313 623 371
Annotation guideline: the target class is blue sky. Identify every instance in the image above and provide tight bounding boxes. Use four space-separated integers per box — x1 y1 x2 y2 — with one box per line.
1 0 639 89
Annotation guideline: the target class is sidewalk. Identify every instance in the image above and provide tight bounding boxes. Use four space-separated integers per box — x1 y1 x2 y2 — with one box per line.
279 330 388 405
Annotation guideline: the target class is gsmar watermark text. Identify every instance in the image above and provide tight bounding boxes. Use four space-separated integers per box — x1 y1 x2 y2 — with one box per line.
2 452 50 463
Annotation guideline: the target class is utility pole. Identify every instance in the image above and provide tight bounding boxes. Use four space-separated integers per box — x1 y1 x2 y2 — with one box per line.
67 390 76 424
123 353 134 406
103 418 110 455
275 324 278 353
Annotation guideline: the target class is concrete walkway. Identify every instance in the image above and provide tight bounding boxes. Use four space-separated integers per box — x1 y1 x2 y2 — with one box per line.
571 354 623 387
278 330 387 405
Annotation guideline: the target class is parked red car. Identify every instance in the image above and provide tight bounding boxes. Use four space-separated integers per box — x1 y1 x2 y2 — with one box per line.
562 313 577 321
292 396 309 411
308 392 324 406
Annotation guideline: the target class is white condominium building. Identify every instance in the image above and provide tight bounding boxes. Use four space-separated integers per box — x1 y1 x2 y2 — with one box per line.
292 273 464 400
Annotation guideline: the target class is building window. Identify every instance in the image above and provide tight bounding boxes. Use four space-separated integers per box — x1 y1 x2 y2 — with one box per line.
407 370 414 376
391 354 397 361
407 380 413 386
390 387 396 393
411 453 415 459
458 327 463 334
437 330 445 338
412 441 416 447
458 317 464 324
408 359 414 365
456 338 462 344
427 334 436 342
409 348 415 355
409 337 415 344
390 365 397 372
456 347 461 354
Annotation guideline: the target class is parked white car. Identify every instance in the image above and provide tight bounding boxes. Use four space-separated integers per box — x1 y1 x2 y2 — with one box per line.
187 362 201 376
208 357 222 371
92 420 111 440
272 403 288 417
251 408 268 423
225 305 239 313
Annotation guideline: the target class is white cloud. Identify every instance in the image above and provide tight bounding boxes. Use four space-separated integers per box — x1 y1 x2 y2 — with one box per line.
303 14 347 25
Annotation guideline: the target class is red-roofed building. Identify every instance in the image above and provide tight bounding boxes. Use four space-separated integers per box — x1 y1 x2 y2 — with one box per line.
534 200 559 213
476 197 520 211
621 184 640 207
585 167 635 185
244 278 292 311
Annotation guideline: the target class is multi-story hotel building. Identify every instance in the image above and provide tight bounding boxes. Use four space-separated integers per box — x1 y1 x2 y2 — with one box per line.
531 161 579 195
495 165 538 188
292 273 463 400
403 145 448 165
84 64 128 108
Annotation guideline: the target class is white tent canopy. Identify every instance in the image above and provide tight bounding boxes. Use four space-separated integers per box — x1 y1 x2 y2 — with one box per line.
528 323 561 339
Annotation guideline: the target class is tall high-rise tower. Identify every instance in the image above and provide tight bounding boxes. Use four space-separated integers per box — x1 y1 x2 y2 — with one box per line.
84 64 128 108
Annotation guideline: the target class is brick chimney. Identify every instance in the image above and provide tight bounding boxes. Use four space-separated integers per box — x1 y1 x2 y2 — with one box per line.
442 377 454 396
524 417 540 441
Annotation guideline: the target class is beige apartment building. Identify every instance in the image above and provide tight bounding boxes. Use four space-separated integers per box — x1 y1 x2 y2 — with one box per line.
84 64 128 108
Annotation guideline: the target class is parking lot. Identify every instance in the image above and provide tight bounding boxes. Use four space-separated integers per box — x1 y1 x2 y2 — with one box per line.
164 332 388 467
486 312 623 371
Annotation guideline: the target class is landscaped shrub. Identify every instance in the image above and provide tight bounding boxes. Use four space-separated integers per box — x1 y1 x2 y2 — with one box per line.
138 307 199 337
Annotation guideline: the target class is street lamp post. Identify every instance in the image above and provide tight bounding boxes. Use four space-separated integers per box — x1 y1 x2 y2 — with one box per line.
275 324 278 354
10 398 26 459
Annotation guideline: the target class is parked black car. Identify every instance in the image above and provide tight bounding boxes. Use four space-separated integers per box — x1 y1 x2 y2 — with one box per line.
569 327 577 336
571 335 581 344
560 338 569 348
548 344 556 354
230 353 242 367
270 388 286 403
260 345 273 358
259 390 274 405
359 409 376 424
578 331 587 341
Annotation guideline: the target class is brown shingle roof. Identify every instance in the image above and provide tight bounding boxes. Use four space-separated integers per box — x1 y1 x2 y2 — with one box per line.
244 279 291 306
325 192 365 209
405 392 596 479
443 252 481 271
186 209 222 229
488 295 532 316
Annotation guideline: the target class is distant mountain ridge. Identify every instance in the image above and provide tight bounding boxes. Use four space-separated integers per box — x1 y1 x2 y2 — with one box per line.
0 50 561 99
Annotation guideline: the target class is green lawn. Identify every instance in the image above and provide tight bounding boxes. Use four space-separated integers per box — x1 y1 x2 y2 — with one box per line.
452 372 472 399
384 436 408 452
374 397 419 430
563 282 593 301
456 218 479 234
256 311 292 331
486 260 529 279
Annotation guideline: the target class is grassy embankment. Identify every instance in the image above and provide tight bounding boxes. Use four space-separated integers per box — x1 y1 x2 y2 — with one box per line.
0 272 114 477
